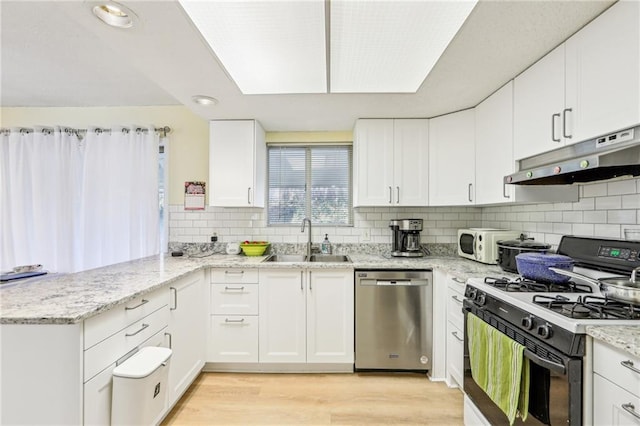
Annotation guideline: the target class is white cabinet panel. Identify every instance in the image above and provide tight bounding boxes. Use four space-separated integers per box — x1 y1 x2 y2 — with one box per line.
306 269 354 363
429 109 475 206
564 0 640 143
210 283 259 315
593 373 640 426
209 120 266 207
209 315 259 362
354 118 428 206
259 269 306 363
167 270 206 405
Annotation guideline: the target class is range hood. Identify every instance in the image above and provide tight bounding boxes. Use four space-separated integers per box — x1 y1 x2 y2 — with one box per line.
505 125 640 185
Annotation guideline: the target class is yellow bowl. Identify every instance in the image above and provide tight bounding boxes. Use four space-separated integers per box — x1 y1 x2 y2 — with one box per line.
240 242 270 256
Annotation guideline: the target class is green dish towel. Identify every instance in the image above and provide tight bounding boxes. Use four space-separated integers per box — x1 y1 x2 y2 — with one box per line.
467 312 530 425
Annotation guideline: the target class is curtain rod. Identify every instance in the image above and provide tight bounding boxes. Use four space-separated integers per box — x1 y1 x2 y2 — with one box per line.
0 126 172 138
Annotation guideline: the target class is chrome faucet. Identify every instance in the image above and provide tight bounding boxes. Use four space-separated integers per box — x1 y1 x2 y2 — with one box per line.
301 218 312 259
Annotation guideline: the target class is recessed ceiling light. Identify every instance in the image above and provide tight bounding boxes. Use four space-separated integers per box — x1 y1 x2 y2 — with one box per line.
192 95 219 106
92 1 137 29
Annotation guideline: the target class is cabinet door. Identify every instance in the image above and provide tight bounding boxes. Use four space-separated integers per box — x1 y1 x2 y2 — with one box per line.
513 45 566 159
210 120 265 207
353 119 395 206
259 269 306 363
167 271 206 405
306 269 354 363
209 315 259 362
428 109 475 206
393 119 429 206
593 374 640 426
565 0 640 143
475 82 515 205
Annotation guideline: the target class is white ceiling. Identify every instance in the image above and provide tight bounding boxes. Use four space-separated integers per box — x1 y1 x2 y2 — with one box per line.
0 0 616 132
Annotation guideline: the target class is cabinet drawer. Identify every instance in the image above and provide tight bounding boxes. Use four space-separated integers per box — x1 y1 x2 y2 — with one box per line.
593 373 640 425
208 315 258 363
211 268 259 284
447 287 465 330
447 320 464 388
448 275 467 293
211 283 259 315
84 286 168 349
84 306 169 381
594 341 640 398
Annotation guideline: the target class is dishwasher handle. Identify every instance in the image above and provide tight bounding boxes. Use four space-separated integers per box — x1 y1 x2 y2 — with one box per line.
375 279 429 286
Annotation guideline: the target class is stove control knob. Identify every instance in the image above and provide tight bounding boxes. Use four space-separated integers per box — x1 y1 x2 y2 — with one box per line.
467 288 477 299
521 315 535 330
476 293 486 306
537 323 553 339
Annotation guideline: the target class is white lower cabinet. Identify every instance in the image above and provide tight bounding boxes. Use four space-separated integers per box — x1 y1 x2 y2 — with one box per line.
445 274 466 389
208 268 260 363
592 340 640 425
259 268 354 364
166 270 206 406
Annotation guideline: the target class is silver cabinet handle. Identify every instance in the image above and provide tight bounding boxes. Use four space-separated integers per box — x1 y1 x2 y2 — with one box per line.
563 108 572 139
451 295 463 304
388 186 392 204
451 331 464 342
622 403 640 419
503 181 510 199
301 271 304 290
225 270 244 275
170 287 177 311
551 113 561 142
452 277 466 284
125 299 149 310
468 183 473 202
164 332 172 349
224 286 245 291
224 318 245 323
396 186 400 204
621 360 640 375
309 271 312 291
125 323 149 337
247 187 252 204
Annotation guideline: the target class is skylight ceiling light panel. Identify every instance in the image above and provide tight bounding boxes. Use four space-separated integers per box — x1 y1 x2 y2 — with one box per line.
179 0 326 95
330 0 477 93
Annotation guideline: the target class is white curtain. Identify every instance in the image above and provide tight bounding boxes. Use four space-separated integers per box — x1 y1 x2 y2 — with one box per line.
1 126 160 273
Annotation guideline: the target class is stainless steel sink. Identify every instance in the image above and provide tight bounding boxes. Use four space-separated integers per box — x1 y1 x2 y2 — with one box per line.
262 254 351 263
262 254 308 262
308 254 352 263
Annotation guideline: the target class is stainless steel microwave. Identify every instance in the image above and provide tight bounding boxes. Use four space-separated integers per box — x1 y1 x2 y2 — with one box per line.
457 228 521 264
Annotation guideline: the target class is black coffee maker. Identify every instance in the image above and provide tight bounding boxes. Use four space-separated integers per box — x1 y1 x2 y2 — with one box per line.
389 219 424 257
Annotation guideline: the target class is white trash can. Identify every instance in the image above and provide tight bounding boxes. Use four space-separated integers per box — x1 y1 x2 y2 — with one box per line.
111 346 172 426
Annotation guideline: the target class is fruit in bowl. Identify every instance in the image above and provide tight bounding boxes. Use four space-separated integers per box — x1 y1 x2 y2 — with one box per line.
240 241 270 256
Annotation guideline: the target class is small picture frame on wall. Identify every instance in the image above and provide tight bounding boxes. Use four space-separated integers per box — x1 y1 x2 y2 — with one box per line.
184 181 205 210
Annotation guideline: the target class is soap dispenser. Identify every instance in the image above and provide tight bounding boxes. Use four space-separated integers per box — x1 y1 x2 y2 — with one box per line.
321 234 332 254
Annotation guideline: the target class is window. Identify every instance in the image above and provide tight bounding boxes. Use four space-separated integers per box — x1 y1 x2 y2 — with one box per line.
268 145 352 225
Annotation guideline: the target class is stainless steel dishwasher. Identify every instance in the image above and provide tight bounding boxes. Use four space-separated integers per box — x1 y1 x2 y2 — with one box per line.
355 269 433 371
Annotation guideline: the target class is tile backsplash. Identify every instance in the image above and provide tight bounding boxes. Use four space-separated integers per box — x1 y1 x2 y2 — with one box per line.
169 177 640 250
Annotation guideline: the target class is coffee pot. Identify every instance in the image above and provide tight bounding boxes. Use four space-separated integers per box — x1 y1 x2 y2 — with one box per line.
389 219 425 257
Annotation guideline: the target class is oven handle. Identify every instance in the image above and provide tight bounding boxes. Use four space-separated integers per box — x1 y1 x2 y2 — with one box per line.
524 348 566 375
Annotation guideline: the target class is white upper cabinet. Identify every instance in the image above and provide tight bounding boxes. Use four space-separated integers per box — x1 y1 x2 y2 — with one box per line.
429 109 475 206
354 119 428 206
209 120 266 207
514 1 640 160
475 82 515 205
564 0 640 143
513 45 566 160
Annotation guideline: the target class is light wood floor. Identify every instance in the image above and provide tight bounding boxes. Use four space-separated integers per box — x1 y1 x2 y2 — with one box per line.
162 372 464 425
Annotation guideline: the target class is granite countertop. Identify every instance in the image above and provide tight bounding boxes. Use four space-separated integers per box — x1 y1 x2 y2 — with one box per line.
586 326 640 358
0 252 507 325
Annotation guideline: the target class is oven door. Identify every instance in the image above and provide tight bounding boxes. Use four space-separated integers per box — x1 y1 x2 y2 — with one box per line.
463 307 582 426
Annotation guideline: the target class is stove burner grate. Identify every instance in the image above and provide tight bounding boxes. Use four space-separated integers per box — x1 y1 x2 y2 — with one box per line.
533 294 640 319
484 276 592 293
